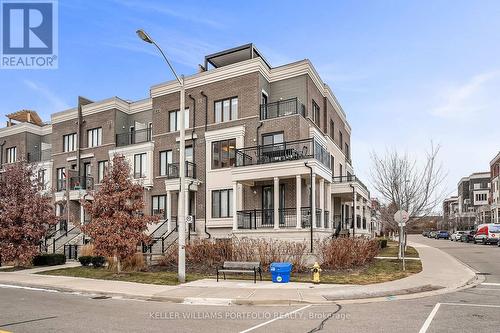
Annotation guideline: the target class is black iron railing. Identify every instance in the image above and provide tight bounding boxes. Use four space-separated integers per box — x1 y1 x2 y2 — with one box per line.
165 161 196 179
332 175 369 193
237 207 328 229
260 97 306 120
235 138 330 169
27 149 52 162
69 176 94 190
116 128 152 147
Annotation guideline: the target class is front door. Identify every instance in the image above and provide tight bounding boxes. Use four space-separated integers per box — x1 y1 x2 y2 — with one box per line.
262 184 285 225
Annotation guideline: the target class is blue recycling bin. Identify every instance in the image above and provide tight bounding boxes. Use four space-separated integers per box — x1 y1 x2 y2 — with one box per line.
270 262 293 283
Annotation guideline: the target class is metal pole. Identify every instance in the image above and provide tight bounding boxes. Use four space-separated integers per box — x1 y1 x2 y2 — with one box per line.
178 77 186 283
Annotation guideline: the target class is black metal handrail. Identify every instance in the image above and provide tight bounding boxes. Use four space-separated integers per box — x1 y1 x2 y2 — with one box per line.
143 217 179 253
52 226 80 253
260 97 306 120
332 175 369 193
237 207 323 229
235 138 330 169
116 128 152 147
69 176 94 190
165 161 196 179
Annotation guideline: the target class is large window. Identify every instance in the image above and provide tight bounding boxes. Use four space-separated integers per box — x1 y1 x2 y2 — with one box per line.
152 195 167 217
211 139 236 169
345 143 350 161
38 169 46 189
6 147 16 163
212 189 233 218
87 127 102 147
97 160 108 183
312 100 320 125
134 153 147 178
169 109 189 132
214 97 238 123
63 133 77 152
159 150 173 176
56 167 66 191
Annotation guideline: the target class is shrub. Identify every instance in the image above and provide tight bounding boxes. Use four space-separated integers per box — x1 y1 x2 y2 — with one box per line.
107 253 146 272
80 244 94 257
317 238 379 270
33 253 66 266
78 256 92 266
91 256 106 268
378 238 388 249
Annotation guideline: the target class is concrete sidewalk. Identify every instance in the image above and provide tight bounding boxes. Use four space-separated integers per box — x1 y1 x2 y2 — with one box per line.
0 240 479 305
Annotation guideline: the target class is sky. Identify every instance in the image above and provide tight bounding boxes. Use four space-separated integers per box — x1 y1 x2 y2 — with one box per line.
1 0 499 201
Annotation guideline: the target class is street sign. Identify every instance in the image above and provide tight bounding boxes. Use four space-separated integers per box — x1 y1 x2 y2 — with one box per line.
186 215 193 224
394 210 409 223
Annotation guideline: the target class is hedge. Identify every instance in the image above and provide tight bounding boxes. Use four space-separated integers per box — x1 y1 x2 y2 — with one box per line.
33 253 66 266
78 256 92 266
91 256 106 268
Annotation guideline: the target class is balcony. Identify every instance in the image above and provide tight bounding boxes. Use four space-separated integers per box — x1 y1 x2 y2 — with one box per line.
235 138 330 169
237 207 324 229
57 176 94 192
27 149 52 163
260 97 306 120
332 175 369 193
165 161 197 179
116 128 152 147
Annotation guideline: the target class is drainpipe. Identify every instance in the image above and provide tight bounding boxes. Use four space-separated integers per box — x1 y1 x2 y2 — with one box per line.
188 94 196 156
256 122 263 146
350 184 355 238
0 140 5 168
305 162 313 253
200 91 211 238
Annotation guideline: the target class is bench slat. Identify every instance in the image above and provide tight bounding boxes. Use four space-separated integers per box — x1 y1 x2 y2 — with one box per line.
219 269 256 273
223 261 260 269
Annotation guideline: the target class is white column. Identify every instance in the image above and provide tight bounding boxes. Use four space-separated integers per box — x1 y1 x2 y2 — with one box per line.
353 191 357 237
238 183 243 211
296 175 302 229
327 182 333 230
166 190 172 232
319 179 325 229
232 181 238 231
311 173 317 229
274 176 280 230
80 204 84 225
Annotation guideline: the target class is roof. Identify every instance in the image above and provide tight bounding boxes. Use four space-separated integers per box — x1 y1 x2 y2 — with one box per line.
6 110 43 126
204 43 272 69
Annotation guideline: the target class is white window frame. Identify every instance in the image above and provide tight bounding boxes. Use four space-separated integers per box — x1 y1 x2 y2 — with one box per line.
97 160 108 183
159 150 173 176
6 147 16 164
87 127 102 148
63 133 77 152
134 153 147 179
169 109 189 132
214 97 238 123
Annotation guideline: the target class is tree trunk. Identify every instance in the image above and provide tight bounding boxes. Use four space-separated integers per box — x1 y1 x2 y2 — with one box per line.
113 254 121 274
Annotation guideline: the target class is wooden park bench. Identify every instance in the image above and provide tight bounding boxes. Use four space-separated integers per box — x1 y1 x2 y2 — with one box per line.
216 261 262 283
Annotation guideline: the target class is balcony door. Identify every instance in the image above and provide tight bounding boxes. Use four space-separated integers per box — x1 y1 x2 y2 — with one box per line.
261 132 284 163
262 184 285 225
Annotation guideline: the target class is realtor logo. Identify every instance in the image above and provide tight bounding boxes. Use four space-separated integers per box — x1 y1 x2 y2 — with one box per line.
1 0 58 69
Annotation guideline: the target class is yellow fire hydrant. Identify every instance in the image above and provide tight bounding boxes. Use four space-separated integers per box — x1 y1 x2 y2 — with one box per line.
311 262 322 284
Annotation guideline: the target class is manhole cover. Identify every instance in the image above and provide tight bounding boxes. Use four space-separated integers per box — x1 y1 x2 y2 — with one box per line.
91 295 111 300
477 272 491 275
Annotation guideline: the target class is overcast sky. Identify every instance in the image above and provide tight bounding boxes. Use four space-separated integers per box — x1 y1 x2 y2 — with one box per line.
1 0 499 201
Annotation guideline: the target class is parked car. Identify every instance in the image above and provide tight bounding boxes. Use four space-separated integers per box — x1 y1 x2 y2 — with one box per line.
474 224 500 244
422 230 430 237
450 231 465 241
460 230 475 243
429 231 437 238
436 230 450 239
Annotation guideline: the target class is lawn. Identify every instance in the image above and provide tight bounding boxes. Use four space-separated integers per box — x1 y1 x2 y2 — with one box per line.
378 241 420 258
38 258 422 286
0 266 29 272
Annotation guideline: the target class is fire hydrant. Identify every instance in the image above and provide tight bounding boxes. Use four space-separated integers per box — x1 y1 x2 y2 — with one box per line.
311 262 322 284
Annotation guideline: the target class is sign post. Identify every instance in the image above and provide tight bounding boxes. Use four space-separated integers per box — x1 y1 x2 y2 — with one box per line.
394 210 409 271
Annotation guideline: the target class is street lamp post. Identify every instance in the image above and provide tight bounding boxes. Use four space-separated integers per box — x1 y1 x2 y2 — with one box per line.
137 29 186 283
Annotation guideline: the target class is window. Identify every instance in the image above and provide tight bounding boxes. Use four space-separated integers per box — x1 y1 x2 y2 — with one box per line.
56 167 66 191
152 195 167 217
330 155 335 174
38 169 46 189
98 160 108 183
312 100 320 125
262 132 284 146
339 163 343 177
134 153 147 178
329 120 335 139
87 128 102 147
212 189 233 218
211 139 236 169
339 131 343 149
214 97 238 123
169 109 189 132
63 133 77 152
159 150 173 176
345 143 350 161
185 146 193 163
6 147 16 163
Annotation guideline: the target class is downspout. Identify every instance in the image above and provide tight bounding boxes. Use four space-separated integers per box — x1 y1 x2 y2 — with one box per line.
305 162 313 253
0 140 5 168
200 91 211 238
188 94 196 157
256 122 263 146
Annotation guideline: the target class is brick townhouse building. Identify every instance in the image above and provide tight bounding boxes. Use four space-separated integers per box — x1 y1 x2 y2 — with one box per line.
490 152 500 223
0 44 374 253
455 172 491 227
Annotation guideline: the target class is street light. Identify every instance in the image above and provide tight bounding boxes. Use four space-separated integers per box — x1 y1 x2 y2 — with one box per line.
136 29 187 283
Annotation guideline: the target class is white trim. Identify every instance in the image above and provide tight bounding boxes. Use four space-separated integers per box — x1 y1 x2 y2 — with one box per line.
204 125 246 142
0 122 52 137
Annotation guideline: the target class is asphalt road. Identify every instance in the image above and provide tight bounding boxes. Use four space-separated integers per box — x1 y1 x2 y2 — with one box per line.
1 235 499 333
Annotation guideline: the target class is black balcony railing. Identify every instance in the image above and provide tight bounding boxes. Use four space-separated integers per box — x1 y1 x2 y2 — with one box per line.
69 176 94 190
27 149 52 163
332 175 369 193
235 138 330 169
116 128 152 147
165 161 196 179
260 97 306 120
237 207 328 229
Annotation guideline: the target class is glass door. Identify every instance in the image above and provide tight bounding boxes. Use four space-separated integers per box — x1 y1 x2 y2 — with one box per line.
262 186 273 226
